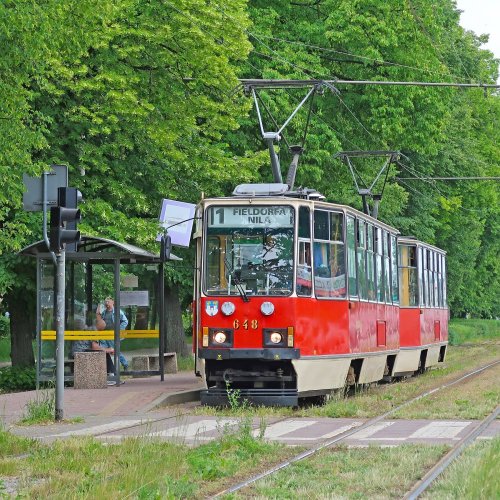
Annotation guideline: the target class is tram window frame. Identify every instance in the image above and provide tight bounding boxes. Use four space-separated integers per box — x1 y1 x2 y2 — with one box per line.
347 215 358 298
375 227 384 302
399 243 418 307
203 204 295 297
422 248 428 307
366 224 376 301
437 252 442 307
357 219 368 300
313 210 346 300
297 207 312 297
391 235 399 304
442 255 447 307
383 230 391 304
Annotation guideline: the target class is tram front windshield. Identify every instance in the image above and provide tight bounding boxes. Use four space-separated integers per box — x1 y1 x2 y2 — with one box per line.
205 205 294 296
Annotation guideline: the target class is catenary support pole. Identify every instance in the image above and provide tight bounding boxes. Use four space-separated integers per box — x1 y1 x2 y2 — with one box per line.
55 250 65 421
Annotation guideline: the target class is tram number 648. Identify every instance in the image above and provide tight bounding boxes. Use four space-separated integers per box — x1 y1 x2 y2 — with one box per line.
233 319 258 330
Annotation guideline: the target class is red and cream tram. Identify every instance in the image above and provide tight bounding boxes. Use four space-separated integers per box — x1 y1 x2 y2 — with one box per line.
192 184 448 406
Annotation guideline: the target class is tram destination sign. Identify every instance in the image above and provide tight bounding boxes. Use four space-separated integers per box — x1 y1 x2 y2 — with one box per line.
208 206 293 228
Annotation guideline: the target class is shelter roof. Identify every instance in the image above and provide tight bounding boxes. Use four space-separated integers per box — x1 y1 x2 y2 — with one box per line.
19 234 181 263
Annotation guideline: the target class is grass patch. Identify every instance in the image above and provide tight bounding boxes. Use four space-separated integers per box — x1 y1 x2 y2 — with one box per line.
449 319 500 345
0 336 10 363
394 363 499 419
0 429 37 458
424 436 500 499
19 389 55 425
239 444 447 498
0 418 296 498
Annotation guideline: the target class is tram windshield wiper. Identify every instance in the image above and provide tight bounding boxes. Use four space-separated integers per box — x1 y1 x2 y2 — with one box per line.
224 256 250 302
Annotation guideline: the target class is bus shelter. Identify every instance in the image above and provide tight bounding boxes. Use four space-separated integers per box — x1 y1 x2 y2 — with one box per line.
20 235 180 387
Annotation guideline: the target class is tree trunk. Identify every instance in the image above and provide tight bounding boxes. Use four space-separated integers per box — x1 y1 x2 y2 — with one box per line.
5 289 35 367
164 283 190 356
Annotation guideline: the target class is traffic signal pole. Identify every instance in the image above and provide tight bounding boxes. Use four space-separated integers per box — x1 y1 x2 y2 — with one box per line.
54 249 65 421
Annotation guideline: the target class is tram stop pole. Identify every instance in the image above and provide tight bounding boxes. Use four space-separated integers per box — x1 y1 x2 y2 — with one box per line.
54 249 66 421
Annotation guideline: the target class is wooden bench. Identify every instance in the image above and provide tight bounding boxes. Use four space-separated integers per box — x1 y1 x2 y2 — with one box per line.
131 352 177 377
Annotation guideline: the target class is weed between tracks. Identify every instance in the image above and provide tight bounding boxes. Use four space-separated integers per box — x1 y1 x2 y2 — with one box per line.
423 436 500 499
236 444 448 498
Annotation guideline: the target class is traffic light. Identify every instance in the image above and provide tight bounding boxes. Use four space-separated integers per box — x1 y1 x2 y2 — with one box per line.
160 232 172 262
49 187 82 253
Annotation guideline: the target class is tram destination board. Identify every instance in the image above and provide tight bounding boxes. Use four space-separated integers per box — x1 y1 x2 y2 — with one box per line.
208 205 294 228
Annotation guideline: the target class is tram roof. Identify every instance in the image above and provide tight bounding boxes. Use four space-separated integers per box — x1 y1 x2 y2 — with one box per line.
201 196 400 234
19 234 182 263
398 236 447 255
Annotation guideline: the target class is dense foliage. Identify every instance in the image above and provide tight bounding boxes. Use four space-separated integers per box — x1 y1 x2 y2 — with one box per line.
0 0 498 364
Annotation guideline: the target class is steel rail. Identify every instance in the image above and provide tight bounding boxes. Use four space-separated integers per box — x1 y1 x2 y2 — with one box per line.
209 359 500 498
403 405 500 500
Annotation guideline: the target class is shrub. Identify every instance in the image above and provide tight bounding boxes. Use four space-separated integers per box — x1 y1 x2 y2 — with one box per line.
0 316 10 338
0 366 36 392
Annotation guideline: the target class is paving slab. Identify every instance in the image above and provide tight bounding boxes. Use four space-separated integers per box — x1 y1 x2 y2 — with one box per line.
0 371 205 429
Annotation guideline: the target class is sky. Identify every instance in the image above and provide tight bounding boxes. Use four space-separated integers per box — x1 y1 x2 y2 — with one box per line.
455 0 500 59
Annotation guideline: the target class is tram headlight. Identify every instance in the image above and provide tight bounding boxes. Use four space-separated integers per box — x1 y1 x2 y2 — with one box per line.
213 331 227 344
208 328 233 348
270 332 283 344
263 328 288 347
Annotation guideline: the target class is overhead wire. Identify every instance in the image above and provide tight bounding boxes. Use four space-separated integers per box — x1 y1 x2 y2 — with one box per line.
256 34 455 79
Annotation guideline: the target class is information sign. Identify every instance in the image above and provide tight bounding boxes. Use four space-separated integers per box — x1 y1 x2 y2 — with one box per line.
158 199 196 247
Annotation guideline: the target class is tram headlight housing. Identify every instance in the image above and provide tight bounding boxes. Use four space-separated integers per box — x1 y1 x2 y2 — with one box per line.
221 301 235 316
260 301 275 316
263 328 288 348
208 328 233 348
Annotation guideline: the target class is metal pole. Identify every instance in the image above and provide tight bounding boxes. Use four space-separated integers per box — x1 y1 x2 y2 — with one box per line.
159 260 165 381
114 259 120 386
55 250 65 421
36 257 42 390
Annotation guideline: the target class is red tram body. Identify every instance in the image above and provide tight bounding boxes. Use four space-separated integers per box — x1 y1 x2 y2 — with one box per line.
193 187 448 406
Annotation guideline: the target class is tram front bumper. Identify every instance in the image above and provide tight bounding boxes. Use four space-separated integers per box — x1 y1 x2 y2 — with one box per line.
198 348 300 360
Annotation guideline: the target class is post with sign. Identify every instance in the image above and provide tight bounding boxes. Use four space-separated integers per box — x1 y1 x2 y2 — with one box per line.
158 199 196 380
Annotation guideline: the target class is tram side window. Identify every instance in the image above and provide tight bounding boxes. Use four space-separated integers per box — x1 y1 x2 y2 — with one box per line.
357 220 368 299
383 231 391 303
347 216 357 297
375 228 384 302
442 255 447 307
433 253 439 307
399 244 418 307
206 236 222 291
427 250 433 307
313 210 346 298
297 207 312 296
418 247 424 306
437 253 443 307
391 235 399 303
367 224 376 300
422 249 428 307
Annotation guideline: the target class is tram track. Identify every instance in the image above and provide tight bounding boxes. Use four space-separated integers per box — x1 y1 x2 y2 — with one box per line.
208 358 500 498
403 405 499 499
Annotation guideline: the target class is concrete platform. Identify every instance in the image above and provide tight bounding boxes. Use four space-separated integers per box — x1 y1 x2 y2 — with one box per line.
0 372 205 427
